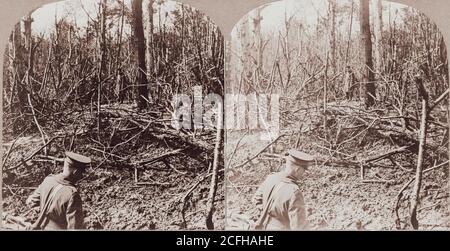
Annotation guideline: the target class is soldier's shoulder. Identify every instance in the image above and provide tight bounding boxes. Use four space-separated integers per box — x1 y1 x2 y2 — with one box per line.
267 172 284 181
41 175 59 186
260 173 281 186
61 184 79 196
43 174 57 181
282 182 301 194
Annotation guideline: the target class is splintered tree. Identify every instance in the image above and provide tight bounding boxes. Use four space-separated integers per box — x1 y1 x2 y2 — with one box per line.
409 77 429 230
238 17 252 92
132 0 149 109
97 0 107 135
252 7 264 76
373 0 383 75
14 21 28 114
99 0 107 80
115 0 126 102
146 0 154 82
23 11 36 85
328 0 337 73
8 23 26 114
359 0 376 107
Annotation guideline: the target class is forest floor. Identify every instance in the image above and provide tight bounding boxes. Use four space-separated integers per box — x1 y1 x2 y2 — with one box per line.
225 117 450 230
2 104 224 230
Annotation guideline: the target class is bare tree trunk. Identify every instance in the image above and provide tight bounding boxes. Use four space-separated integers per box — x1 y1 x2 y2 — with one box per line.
282 10 292 91
324 51 329 138
438 35 450 226
24 13 35 80
374 0 383 75
115 0 125 102
252 7 264 76
116 0 125 72
328 0 337 73
146 0 154 98
6 34 14 108
345 1 354 65
99 0 107 80
439 36 448 83
238 17 251 93
132 0 149 110
7 24 20 110
360 0 376 107
205 106 223 230
225 40 231 93
97 0 107 135
14 30 28 112
13 22 27 113
410 77 429 229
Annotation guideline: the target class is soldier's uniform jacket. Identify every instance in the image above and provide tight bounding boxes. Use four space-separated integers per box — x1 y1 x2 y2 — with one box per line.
253 172 307 230
26 174 84 230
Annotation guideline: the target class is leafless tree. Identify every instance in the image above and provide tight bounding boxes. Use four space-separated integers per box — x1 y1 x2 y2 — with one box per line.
359 0 376 107
131 0 149 109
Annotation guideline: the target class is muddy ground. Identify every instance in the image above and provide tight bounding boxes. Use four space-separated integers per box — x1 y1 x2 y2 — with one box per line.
2 106 224 230
225 131 449 230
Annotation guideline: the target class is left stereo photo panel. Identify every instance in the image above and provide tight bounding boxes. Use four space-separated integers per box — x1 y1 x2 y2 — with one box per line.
1 0 224 230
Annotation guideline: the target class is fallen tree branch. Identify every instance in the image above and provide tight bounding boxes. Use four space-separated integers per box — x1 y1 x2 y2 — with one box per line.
3 213 30 229
429 88 449 111
389 157 413 172
134 181 172 187
34 155 64 162
4 137 58 172
163 160 187 175
361 179 395 184
364 144 414 164
135 149 183 166
232 133 285 169
111 121 153 151
101 108 215 156
181 162 213 228
151 127 214 154
89 147 128 161
313 143 355 159
226 130 249 169
410 77 429 230
394 160 449 229
2 129 27 167
206 110 223 230
27 94 48 155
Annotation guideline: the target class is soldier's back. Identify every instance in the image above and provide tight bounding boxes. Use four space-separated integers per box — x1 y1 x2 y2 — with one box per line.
38 175 79 229
259 173 303 230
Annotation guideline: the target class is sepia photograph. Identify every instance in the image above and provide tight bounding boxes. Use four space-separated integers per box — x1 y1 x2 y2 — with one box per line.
225 0 449 230
1 0 224 230
1 0 450 235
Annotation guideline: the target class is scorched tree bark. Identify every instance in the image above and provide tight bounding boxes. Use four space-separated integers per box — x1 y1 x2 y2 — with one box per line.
132 0 149 109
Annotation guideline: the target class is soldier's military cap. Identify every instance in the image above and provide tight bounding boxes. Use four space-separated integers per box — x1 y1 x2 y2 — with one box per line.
65 152 91 168
287 149 314 167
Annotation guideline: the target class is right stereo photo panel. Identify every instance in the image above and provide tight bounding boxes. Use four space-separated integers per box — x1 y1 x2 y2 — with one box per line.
225 0 449 230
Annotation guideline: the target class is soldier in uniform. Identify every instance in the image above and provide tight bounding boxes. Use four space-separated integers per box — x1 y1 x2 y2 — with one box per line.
252 149 314 230
26 152 91 230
